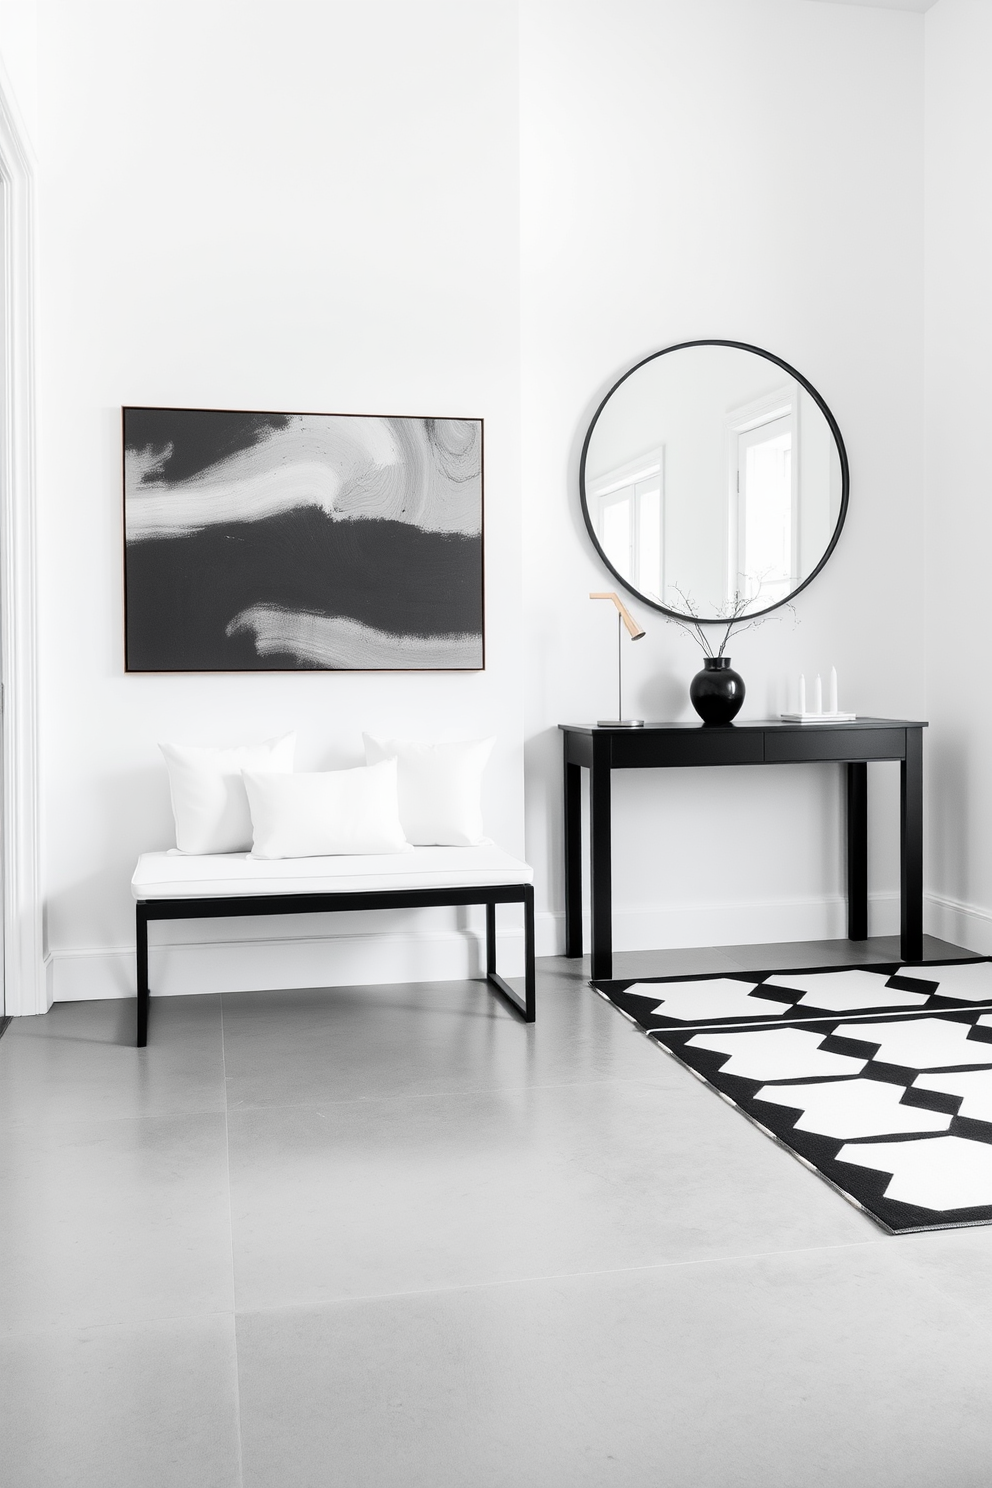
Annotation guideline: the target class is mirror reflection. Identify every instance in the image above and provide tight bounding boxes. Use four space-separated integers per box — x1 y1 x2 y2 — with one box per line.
580 342 847 620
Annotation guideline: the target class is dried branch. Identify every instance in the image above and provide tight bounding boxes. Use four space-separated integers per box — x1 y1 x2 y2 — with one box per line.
664 581 796 657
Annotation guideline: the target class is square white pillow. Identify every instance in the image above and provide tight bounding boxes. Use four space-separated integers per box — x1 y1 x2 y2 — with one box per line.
363 734 494 846
160 734 296 854
244 758 409 859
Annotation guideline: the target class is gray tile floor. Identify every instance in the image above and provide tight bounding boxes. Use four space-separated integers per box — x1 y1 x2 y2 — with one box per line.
3 934 992 1486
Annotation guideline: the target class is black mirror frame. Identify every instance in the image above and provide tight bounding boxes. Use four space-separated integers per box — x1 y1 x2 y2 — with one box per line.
579 338 851 624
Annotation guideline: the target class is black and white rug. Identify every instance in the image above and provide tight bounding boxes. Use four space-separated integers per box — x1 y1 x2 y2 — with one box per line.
596 960 992 1234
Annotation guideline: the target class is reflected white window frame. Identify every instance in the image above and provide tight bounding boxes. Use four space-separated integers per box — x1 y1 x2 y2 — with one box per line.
739 414 793 605
587 446 665 603
725 383 800 606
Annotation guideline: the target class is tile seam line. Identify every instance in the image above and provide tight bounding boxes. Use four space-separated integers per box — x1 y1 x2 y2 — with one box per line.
224 1074 700 1116
0 1306 238 1340
3 1075 696 1128
3 1074 662 1125
0 1104 230 1134
233 1236 894 1317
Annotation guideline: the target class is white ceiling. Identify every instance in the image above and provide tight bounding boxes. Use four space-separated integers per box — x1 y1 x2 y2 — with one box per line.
808 0 939 11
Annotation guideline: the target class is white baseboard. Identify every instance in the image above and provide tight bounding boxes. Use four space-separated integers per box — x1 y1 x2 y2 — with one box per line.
535 911 562 957
49 888 965 1006
537 891 901 956
924 892 992 956
50 926 526 1003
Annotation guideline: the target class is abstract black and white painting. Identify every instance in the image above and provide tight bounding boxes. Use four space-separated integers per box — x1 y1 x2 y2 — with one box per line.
123 408 484 671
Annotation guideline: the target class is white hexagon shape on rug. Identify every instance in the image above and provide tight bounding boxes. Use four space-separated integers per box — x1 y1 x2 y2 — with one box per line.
891 961 992 1002
836 1135 992 1211
840 1017 992 1070
753 1077 951 1138
685 1027 866 1081
913 1069 992 1123
627 978 783 1023
763 969 929 1012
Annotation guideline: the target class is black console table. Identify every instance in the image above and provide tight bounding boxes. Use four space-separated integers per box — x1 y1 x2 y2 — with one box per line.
559 717 927 979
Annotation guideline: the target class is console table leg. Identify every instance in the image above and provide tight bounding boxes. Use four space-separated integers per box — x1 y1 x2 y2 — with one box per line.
589 746 613 980
846 762 868 941
564 757 582 957
901 728 924 962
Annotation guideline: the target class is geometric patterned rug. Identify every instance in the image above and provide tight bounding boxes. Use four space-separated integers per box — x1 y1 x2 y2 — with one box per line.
594 960 992 1234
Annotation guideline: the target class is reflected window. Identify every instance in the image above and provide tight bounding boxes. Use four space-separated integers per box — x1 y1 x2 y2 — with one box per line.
739 414 793 604
727 387 798 607
589 449 664 601
600 491 632 574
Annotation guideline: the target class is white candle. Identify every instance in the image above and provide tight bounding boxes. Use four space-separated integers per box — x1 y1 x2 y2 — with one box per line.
829 666 838 715
798 674 806 715
814 674 823 714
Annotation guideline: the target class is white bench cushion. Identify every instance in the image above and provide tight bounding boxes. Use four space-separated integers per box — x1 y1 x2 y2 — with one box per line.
132 846 533 901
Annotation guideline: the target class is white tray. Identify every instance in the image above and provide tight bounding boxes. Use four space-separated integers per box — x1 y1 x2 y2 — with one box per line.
780 712 857 723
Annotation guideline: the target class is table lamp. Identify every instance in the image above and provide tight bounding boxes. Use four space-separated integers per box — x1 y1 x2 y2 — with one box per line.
590 591 646 727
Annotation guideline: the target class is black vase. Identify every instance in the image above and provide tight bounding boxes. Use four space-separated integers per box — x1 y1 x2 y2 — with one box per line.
689 656 745 725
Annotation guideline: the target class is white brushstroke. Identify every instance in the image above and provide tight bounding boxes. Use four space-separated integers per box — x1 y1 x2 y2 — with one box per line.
125 414 481 541
226 605 483 670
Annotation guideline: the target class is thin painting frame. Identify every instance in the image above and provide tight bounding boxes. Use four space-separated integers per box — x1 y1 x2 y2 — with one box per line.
122 406 485 673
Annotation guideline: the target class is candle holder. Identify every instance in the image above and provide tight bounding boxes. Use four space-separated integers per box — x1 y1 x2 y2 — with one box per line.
781 667 856 723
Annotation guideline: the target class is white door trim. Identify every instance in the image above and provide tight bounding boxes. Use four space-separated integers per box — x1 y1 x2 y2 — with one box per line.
0 68 44 1016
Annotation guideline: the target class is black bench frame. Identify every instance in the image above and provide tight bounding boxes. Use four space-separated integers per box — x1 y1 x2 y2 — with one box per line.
135 881 536 1046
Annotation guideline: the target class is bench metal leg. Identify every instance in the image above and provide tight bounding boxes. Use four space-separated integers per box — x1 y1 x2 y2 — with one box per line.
484 886 536 1023
524 883 536 1020
136 905 149 1048
485 902 497 976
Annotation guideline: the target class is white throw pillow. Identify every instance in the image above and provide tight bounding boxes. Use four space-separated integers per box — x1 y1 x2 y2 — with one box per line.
244 759 409 858
362 734 494 846
160 734 296 854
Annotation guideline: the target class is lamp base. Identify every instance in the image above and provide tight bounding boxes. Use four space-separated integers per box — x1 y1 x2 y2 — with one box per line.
597 719 645 728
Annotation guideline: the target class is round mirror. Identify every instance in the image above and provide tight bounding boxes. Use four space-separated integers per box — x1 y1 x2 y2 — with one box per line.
579 340 849 622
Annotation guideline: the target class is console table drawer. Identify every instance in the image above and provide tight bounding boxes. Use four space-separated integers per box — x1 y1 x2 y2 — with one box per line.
764 728 903 763
613 731 764 768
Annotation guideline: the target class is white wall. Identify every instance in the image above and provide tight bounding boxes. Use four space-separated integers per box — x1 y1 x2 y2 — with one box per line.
520 0 926 954
0 2 37 146
34 0 524 1001
923 0 992 951
0 0 946 1004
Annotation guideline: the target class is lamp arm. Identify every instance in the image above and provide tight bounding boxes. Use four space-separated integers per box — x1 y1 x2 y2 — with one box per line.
589 590 646 640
